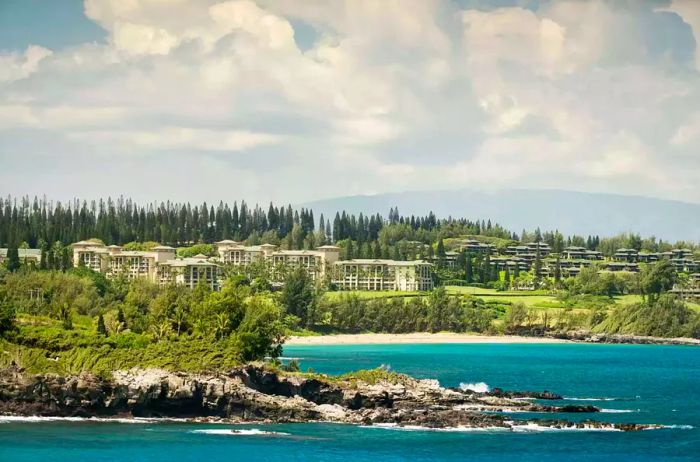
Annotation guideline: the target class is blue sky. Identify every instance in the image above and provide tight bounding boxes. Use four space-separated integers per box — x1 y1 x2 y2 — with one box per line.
1 0 699 205
0 0 104 51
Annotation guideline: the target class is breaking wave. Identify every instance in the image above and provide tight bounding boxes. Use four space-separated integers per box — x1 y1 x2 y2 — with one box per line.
459 382 490 393
0 416 185 424
508 422 622 432
361 423 508 432
191 428 290 436
600 409 638 413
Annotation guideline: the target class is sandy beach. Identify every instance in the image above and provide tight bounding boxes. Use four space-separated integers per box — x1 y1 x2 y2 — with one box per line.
285 333 571 346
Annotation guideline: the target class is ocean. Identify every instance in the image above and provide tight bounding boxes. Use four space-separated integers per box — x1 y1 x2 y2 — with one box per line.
1 343 698 461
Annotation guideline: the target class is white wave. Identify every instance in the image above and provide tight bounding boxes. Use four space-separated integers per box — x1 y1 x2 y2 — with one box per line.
0 415 203 424
0 416 163 424
508 422 622 432
653 425 694 430
600 409 638 414
276 357 303 361
191 428 290 436
459 382 490 393
361 423 509 433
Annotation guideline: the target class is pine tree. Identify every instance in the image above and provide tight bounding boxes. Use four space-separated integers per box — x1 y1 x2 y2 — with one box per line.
96 314 107 336
5 243 20 272
533 248 543 285
554 256 562 285
465 254 473 283
436 238 446 267
345 240 354 260
504 266 511 289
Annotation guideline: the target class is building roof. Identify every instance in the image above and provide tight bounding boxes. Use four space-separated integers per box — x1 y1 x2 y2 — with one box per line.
73 240 105 247
152 245 175 250
316 245 341 250
337 259 432 267
215 240 240 245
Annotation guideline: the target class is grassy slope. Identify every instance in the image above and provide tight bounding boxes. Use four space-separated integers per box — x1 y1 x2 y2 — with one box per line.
2 315 243 377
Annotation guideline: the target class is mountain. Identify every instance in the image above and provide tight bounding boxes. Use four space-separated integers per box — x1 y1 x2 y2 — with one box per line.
299 189 700 242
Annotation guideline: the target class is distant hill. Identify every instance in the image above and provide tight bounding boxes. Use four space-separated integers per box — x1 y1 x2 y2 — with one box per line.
299 189 700 242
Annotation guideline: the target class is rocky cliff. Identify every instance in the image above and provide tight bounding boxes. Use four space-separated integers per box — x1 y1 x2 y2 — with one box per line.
0 365 657 431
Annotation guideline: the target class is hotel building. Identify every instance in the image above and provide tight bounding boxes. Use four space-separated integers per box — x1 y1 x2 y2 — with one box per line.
215 240 341 281
331 259 434 291
71 241 220 290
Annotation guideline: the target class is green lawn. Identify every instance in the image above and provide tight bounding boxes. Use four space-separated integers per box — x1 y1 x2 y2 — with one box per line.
322 287 700 313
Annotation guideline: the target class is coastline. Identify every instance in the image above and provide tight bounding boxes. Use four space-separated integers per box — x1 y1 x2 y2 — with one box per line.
285 333 571 346
285 332 700 346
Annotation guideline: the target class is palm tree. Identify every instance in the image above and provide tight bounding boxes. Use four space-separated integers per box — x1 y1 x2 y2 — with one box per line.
214 312 230 340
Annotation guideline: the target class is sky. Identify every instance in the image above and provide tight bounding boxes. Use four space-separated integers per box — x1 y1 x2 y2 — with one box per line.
1 0 699 206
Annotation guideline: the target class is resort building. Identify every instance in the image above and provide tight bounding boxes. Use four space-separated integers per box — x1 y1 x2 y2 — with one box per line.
215 240 274 265
157 256 221 291
215 240 341 281
560 246 603 260
491 256 531 272
0 248 42 265
612 249 639 262
71 241 220 290
72 240 111 272
332 259 434 291
428 251 460 268
602 262 639 273
459 239 496 255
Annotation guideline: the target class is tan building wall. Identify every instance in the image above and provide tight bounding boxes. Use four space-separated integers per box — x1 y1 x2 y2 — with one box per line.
332 259 433 291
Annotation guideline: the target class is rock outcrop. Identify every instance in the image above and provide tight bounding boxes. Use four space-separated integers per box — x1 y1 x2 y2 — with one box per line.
0 365 657 431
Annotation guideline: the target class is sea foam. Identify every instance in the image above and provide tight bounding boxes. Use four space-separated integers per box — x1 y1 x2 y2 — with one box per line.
191 428 290 436
459 382 490 393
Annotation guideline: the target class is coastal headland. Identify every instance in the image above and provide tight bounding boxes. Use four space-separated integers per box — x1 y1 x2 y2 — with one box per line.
0 365 658 432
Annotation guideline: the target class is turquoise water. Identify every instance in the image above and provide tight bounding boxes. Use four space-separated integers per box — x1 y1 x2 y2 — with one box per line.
1 344 698 461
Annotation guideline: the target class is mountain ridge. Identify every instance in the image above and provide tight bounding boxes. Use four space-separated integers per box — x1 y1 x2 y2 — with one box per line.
298 189 700 242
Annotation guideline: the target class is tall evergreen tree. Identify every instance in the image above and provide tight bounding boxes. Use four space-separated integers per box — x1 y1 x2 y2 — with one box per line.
465 254 473 283
5 243 20 272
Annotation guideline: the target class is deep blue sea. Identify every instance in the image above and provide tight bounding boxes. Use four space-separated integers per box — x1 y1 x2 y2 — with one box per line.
1 343 698 461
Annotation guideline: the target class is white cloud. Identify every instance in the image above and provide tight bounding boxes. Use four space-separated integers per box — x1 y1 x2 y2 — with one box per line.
0 45 53 83
67 127 282 152
0 0 699 204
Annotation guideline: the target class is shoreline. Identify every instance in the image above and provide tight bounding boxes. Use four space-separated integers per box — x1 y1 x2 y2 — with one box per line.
285 332 700 346
285 333 571 346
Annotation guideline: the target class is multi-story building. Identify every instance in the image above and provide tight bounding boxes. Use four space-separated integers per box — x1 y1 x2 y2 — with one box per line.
428 251 460 268
542 258 594 278
0 248 42 265
560 246 603 260
332 259 433 291
491 256 531 272
71 241 220 290
613 248 638 262
215 240 274 265
671 249 694 259
72 240 111 271
459 239 496 255
215 240 341 281
637 252 661 263
105 245 177 280
157 256 221 291
602 262 639 272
